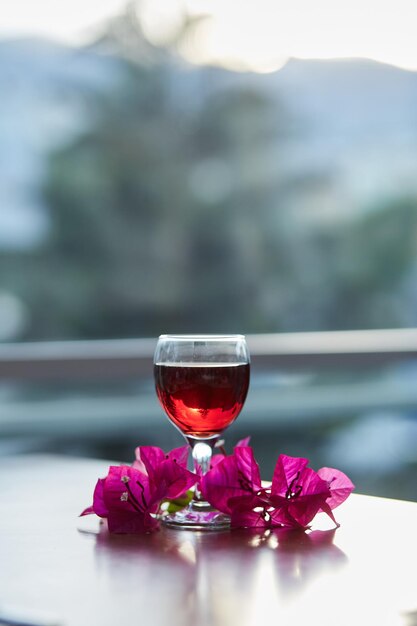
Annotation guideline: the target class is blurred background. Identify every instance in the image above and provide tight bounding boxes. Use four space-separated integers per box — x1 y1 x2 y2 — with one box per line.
1 0 417 500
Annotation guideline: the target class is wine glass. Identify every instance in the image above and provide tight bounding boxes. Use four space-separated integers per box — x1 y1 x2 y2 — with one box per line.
154 334 250 530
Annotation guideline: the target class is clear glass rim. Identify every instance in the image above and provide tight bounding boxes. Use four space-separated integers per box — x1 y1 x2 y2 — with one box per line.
158 334 246 341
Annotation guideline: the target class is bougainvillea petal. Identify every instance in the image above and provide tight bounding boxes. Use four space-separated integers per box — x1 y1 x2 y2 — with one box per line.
271 463 331 527
202 455 254 515
318 500 340 527
231 507 271 529
107 509 159 534
235 446 262 492
167 446 190 468
100 465 160 533
265 495 309 529
317 467 355 509
103 466 152 514
235 436 251 447
92 477 109 517
80 477 108 518
202 447 261 516
135 446 166 476
80 506 95 516
229 496 303 530
271 454 309 497
135 446 190 473
209 454 226 469
287 492 329 527
131 458 147 473
152 459 197 502
208 438 251 471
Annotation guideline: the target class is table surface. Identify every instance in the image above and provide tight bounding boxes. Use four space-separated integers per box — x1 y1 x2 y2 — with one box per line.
0 454 416 626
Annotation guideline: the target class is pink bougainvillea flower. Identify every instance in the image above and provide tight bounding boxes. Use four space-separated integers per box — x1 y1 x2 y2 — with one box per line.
265 454 353 529
133 445 192 500
193 437 253 496
81 465 159 533
317 466 355 510
268 455 335 528
81 440 353 534
133 445 189 474
201 445 262 516
203 449 354 530
81 447 196 533
202 446 296 529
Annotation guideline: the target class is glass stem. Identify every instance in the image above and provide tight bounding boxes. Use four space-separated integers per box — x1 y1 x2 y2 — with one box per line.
186 436 218 502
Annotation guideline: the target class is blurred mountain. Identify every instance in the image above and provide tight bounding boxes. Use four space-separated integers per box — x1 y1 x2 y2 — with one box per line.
261 58 417 220
1 37 417 249
177 56 417 224
277 57 417 138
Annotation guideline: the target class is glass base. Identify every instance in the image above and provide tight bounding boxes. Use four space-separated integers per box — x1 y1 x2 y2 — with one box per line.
161 501 231 531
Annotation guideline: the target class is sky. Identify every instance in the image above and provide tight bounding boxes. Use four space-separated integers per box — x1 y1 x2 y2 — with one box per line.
0 0 416 72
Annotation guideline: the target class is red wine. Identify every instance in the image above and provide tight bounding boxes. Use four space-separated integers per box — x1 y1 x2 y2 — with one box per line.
154 363 250 437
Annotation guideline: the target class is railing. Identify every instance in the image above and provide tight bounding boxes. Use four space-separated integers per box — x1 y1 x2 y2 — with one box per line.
1 328 417 450
2 330 416 502
1 328 417 380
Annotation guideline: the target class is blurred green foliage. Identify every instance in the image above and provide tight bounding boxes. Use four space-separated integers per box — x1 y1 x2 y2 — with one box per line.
2 15 417 341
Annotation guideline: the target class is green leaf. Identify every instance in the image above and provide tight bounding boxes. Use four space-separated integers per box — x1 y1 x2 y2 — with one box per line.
163 490 194 514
